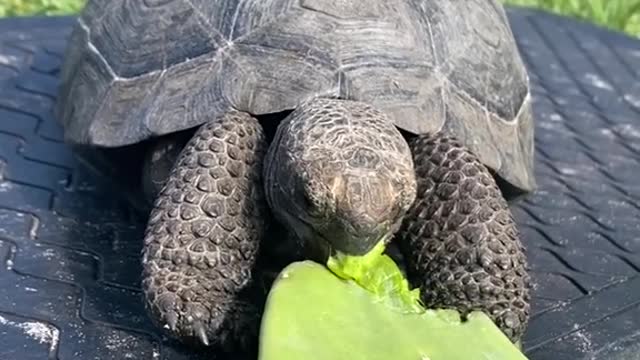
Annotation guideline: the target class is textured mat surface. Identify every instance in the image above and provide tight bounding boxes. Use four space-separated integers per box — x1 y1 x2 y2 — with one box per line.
1 8 640 360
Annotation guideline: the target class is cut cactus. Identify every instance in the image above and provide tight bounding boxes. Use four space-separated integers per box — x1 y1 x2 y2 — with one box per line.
258 242 529 360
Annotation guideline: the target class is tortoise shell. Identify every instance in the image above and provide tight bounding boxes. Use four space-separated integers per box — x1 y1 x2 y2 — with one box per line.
55 0 535 192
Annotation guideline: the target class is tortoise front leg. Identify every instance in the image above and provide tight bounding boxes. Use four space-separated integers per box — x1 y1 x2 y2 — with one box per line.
140 111 270 352
396 132 531 343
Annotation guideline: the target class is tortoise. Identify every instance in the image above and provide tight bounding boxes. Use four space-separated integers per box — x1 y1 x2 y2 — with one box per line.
55 0 536 353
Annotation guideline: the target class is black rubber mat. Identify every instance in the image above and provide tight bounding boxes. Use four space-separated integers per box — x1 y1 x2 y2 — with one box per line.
1 8 639 360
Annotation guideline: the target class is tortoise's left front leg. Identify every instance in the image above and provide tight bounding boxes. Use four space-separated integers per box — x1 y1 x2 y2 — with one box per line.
396 132 531 343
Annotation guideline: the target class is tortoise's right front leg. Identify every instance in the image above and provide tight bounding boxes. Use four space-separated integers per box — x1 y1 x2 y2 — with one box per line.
141 111 270 352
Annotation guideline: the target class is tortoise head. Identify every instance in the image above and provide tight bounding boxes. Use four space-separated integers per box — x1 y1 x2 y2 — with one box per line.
264 98 417 258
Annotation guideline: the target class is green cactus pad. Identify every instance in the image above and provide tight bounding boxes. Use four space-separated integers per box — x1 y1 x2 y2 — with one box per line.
258 243 529 360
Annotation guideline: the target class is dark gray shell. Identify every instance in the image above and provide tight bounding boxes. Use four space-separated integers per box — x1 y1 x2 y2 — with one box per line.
56 0 535 193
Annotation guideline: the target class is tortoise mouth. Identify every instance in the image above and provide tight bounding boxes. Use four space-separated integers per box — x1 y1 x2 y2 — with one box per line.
295 214 389 257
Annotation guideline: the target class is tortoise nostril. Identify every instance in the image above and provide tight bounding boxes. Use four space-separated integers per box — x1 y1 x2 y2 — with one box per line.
339 175 400 223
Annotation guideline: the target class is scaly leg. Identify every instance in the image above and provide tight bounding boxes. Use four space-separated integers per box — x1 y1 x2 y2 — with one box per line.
141 111 270 353
396 132 531 343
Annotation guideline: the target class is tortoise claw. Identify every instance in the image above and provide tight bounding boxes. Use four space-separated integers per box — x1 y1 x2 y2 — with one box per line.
166 311 179 331
193 320 210 346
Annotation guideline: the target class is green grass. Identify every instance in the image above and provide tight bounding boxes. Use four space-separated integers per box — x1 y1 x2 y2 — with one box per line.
1 0 640 37
504 0 640 36
0 0 85 17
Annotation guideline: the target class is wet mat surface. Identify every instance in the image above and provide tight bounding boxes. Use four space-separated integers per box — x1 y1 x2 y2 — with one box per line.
1 8 640 360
